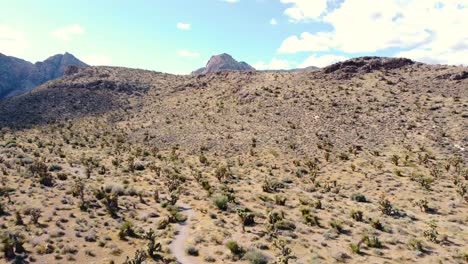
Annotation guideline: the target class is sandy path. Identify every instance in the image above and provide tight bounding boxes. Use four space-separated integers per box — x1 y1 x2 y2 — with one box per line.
169 203 199 264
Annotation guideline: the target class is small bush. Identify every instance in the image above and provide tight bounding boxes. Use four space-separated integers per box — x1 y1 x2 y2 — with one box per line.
349 243 360 254
274 220 296 231
370 218 384 231
57 173 68 181
213 195 229 211
330 219 343 233
186 246 199 256
351 193 367 203
243 250 268 264
48 164 62 172
363 235 382 248
408 239 424 252
119 221 137 240
226 241 245 257
378 195 393 216
350 210 363 222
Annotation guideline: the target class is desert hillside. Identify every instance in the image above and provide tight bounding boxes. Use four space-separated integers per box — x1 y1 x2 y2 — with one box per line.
0 57 466 264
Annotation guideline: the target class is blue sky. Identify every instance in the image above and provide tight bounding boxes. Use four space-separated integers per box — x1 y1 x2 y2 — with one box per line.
1 0 467 74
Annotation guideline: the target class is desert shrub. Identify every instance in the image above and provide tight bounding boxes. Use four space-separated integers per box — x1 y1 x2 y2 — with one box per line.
268 211 284 226
186 246 199 256
105 183 125 196
39 173 54 187
313 199 322 209
237 208 255 232
0 202 5 216
1 235 15 259
226 241 245 257
423 221 438 242
378 195 393 216
124 249 147 264
1 234 24 259
456 182 467 199
299 207 311 216
200 179 213 196
134 164 145 171
29 161 48 176
48 164 62 171
119 222 137 240
57 173 68 181
415 199 429 212
274 195 286 206
199 153 208 165
262 178 284 193
215 165 231 182
408 239 424 252
243 250 268 264
213 195 229 211
363 235 382 248
330 219 343 233
104 193 119 217
166 205 187 223
15 211 24 225
274 220 296 231
146 239 162 258
303 214 320 226
338 153 349 161
349 243 361 254
370 218 384 231
351 193 367 202
350 210 363 222
24 207 41 225
418 177 434 190
391 154 399 166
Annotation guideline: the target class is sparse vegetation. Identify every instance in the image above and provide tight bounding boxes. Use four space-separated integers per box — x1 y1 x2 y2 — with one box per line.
0 58 465 264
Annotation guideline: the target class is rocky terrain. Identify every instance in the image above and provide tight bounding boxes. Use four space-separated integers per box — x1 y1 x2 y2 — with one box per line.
192 53 255 75
0 57 466 264
0 52 87 99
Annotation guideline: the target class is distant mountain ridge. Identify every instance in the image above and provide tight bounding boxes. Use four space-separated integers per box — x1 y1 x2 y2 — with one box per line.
0 52 88 99
192 53 255 75
261 66 320 73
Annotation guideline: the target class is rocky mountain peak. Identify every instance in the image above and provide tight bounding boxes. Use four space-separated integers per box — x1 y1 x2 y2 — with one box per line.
192 53 255 75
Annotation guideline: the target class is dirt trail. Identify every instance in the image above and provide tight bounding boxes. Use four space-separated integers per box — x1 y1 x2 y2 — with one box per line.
169 203 199 264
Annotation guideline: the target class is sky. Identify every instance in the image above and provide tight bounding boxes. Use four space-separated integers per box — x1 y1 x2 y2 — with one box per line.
1 0 467 74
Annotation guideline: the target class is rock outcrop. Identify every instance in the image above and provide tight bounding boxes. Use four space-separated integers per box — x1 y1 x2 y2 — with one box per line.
323 57 415 79
191 53 255 75
0 52 88 99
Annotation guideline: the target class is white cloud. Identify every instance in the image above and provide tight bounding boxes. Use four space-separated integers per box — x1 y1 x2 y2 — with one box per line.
221 0 240 3
280 0 329 22
279 32 335 53
253 58 292 70
298 54 348 68
270 18 278 25
177 22 191 30
82 54 112 66
178 50 199 57
397 48 468 66
278 0 468 65
0 25 28 57
51 24 84 41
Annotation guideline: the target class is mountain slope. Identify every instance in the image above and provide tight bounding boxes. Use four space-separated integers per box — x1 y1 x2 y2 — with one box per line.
0 57 466 264
0 52 88 99
191 53 255 75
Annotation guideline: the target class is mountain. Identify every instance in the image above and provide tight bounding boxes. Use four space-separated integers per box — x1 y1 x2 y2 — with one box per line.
0 52 88 99
262 65 320 72
0 57 466 264
191 53 255 75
